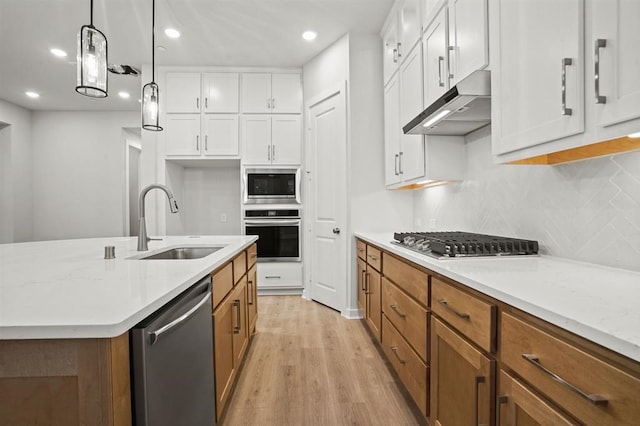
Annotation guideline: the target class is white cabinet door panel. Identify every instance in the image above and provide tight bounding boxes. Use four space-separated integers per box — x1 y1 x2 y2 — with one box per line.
165 73 201 113
241 115 271 164
166 115 201 156
271 115 301 165
423 7 449 107
203 115 239 156
399 0 422 57
492 0 584 155
382 17 400 86
448 0 488 86
384 76 402 186
271 74 302 113
203 73 239 113
400 44 424 125
241 74 271 113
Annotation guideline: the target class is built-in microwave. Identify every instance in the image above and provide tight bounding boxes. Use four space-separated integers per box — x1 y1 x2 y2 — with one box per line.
243 168 301 204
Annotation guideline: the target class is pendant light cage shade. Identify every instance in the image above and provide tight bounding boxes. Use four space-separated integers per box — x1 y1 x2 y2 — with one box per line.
76 25 108 98
142 82 162 131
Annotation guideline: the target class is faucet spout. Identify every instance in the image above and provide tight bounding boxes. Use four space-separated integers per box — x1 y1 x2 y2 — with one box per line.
137 184 179 251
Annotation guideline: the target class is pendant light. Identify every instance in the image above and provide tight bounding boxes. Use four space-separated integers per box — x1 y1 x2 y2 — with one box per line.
76 0 108 98
142 0 162 131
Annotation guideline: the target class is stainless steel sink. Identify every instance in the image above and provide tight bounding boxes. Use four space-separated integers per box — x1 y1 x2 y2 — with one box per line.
139 246 224 260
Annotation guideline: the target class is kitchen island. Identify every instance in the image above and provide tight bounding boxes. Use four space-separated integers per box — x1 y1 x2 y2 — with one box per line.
0 235 257 425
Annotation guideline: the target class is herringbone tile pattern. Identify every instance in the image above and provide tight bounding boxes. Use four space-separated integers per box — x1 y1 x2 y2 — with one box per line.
414 133 640 272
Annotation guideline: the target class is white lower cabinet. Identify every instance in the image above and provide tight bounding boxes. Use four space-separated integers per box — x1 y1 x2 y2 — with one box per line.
241 115 301 165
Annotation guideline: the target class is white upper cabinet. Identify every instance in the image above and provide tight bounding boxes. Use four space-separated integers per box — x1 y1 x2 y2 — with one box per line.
241 73 301 114
241 115 301 165
202 73 239 113
491 0 584 156
202 115 239 156
422 6 449 107
165 115 201 156
591 0 640 129
166 73 201 113
271 115 302 164
399 0 423 56
382 18 400 86
399 45 426 182
384 75 403 186
447 0 489 86
422 0 442 25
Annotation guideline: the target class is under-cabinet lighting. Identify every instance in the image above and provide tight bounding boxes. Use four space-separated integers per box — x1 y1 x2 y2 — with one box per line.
422 109 451 129
627 132 640 138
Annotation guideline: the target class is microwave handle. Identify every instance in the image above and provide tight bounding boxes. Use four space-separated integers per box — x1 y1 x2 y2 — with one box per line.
245 220 300 226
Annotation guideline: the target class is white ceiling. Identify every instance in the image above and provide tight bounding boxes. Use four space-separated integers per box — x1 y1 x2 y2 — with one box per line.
0 0 393 112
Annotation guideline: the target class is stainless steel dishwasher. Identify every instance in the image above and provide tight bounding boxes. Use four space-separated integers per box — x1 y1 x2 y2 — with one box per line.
130 276 215 426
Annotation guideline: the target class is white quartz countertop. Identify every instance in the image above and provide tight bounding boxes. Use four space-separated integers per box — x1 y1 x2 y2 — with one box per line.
355 232 640 363
0 235 257 340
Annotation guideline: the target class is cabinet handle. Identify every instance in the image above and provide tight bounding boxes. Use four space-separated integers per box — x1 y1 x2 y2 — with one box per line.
265 275 281 279
365 272 370 294
196 97 200 110
448 46 455 79
393 48 398 64
267 99 271 109
233 299 241 333
205 135 208 152
272 145 276 161
561 58 573 116
361 270 366 291
497 395 508 424
367 254 377 261
248 280 254 305
271 98 276 110
396 42 402 59
474 375 486 426
267 145 271 161
438 56 445 87
394 154 399 175
398 151 403 175
390 304 406 318
205 97 208 109
437 299 470 319
390 346 406 364
522 354 608 405
594 39 607 104
196 135 199 151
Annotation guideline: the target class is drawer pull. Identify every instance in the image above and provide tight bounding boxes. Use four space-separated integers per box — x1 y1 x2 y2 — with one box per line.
437 299 470 319
390 304 407 318
522 354 608 406
390 346 406 364
475 375 485 426
367 254 378 261
497 395 508 423
265 276 281 279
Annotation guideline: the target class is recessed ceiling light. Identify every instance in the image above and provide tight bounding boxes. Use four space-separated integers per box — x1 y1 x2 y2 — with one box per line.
25 91 40 99
302 31 317 41
118 91 131 99
50 48 67 58
164 28 180 39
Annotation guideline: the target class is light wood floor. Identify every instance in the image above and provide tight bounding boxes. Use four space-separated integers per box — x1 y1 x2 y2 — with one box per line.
222 296 425 425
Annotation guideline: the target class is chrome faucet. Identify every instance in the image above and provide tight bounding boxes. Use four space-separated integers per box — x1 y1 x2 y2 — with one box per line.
137 184 179 251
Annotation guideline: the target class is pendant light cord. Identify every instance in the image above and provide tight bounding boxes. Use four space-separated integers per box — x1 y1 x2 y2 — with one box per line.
151 0 155 83
90 0 94 26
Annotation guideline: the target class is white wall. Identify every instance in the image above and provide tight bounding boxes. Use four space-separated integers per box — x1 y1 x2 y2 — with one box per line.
413 127 640 272
0 99 33 243
30 111 138 240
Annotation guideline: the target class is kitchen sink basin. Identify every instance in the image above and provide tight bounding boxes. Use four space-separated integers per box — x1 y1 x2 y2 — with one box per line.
139 246 224 260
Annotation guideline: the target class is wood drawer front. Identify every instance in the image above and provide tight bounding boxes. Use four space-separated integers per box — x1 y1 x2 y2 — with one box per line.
498 370 576 425
501 312 640 426
382 253 428 307
356 239 366 261
431 277 496 353
247 244 257 268
232 251 247 284
212 262 233 309
382 315 429 418
365 245 382 271
382 277 427 362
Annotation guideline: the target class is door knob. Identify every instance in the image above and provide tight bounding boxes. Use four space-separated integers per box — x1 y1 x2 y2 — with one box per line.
332 228 341 235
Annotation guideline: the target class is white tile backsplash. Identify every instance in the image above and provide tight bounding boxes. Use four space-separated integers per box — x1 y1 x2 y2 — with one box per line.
413 129 640 272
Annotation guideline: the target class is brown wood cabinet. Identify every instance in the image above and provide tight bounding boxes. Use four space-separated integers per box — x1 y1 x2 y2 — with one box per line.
211 243 257 422
498 370 576 426
365 265 382 339
357 257 367 318
356 241 383 341
431 318 494 426
0 334 131 426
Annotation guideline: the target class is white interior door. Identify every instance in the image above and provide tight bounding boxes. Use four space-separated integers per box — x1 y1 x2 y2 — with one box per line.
305 83 347 312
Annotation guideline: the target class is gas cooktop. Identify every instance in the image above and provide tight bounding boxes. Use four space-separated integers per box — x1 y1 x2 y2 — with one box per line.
392 231 539 259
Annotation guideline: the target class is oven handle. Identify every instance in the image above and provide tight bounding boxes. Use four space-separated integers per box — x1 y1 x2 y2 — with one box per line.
245 220 301 226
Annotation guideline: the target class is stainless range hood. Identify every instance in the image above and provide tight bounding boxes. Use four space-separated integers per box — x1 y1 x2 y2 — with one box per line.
403 70 491 136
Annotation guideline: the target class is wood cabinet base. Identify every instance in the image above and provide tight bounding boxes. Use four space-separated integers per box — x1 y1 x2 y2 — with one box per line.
0 333 131 426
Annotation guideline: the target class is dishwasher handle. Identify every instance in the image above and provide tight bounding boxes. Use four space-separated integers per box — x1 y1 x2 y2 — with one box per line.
148 292 211 345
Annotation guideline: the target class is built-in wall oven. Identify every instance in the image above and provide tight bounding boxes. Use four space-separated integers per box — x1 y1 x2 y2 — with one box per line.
243 168 301 204
244 209 301 262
